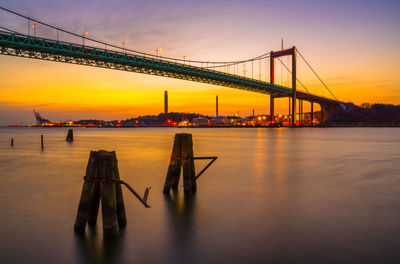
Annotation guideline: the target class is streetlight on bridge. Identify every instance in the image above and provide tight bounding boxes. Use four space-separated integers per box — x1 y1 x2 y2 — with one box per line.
82 31 88 45
31 20 38 37
154 47 162 57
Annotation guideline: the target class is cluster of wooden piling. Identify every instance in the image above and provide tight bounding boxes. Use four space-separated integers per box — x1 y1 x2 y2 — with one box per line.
74 149 152 236
163 133 217 195
74 150 127 236
163 133 197 195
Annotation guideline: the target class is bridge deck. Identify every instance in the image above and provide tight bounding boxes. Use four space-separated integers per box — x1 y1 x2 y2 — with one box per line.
0 31 339 106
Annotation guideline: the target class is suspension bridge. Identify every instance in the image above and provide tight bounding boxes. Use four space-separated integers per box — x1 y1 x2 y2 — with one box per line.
0 6 346 127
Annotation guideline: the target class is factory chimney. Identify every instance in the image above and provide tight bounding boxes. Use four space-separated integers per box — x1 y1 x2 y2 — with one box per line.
164 91 168 114
216 95 219 116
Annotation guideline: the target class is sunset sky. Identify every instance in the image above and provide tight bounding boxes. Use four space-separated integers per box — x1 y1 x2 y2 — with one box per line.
0 0 399 125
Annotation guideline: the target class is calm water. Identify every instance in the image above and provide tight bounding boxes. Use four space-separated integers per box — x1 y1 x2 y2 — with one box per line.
0 127 399 264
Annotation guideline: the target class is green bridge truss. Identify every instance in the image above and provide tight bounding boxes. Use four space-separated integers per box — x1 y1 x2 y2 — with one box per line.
0 31 339 106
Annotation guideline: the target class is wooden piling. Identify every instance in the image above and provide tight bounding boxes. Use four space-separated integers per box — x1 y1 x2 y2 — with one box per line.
163 135 183 193
163 133 197 195
88 181 100 226
87 153 101 226
74 150 127 236
99 151 118 236
311 102 314 127
74 151 101 232
182 134 196 195
111 151 127 228
11 138 13 147
41 135 44 149
66 129 74 142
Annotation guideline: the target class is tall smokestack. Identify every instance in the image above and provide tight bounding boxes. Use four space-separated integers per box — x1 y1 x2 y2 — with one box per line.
164 91 168 114
216 95 219 116
253 109 255 117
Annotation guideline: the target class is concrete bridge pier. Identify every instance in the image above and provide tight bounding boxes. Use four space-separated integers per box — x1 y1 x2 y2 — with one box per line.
298 100 303 127
270 96 275 124
288 97 291 126
311 102 314 126
320 104 327 125
291 96 297 127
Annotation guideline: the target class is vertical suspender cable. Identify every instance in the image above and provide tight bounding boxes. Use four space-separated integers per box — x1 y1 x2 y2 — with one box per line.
297 50 338 100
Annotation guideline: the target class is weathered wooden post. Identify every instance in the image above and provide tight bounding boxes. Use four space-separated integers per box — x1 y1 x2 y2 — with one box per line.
163 133 197 195
75 151 101 232
11 138 13 147
41 135 44 149
163 135 183 193
182 134 197 194
66 129 74 142
74 150 126 236
99 151 119 235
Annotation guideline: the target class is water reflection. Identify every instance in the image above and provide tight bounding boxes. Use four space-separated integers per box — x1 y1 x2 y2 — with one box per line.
163 191 197 261
268 129 289 210
74 225 125 264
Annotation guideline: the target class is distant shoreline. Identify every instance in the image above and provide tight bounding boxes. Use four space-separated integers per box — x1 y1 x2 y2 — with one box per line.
2 125 400 128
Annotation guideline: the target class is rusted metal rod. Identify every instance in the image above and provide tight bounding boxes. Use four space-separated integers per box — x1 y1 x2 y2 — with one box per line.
84 176 151 208
172 156 218 180
193 157 218 160
174 156 218 160
194 157 218 180
174 157 218 180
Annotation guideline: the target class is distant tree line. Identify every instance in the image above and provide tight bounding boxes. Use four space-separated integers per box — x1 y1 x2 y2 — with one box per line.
122 112 212 126
327 103 400 126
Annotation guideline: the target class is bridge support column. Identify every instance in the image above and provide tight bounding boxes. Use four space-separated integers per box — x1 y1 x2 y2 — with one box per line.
298 100 302 127
301 100 304 126
288 97 291 127
270 46 296 127
311 102 314 126
163 133 197 195
270 96 274 124
320 104 324 125
270 51 275 125
291 47 297 127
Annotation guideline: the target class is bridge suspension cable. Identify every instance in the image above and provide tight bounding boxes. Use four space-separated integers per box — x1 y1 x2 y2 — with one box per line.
0 25 20 34
297 50 338 100
204 53 270 69
0 6 270 66
276 57 312 94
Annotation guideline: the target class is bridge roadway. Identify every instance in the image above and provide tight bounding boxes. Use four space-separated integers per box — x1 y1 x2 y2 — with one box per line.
0 30 340 107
